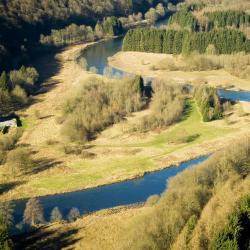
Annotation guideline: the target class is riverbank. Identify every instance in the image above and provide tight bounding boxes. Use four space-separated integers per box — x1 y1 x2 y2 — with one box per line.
14 203 148 250
0 41 249 202
109 51 250 91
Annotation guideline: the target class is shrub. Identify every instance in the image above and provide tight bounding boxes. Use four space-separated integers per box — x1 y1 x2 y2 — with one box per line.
132 81 185 132
61 77 144 143
6 147 34 176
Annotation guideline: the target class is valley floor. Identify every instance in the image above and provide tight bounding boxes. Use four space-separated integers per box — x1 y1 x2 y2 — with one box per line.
0 44 249 202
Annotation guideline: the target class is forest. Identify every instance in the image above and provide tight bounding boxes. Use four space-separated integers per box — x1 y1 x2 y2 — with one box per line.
0 0 172 69
123 28 250 54
167 9 250 31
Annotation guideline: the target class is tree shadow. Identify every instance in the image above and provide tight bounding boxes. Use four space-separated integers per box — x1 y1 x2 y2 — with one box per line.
28 158 63 175
14 226 82 250
0 181 27 195
181 100 193 121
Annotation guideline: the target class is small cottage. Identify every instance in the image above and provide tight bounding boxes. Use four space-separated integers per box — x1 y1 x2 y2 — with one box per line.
0 117 18 133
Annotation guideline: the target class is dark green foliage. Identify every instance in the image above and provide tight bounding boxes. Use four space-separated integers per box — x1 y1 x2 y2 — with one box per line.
0 202 14 250
0 0 162 69
0 72 8 91
0 225 12 250
210 196 250 250
206 11 250 29
194 85 223 122
133 75 144 96
168 10 198 31
123 28 250 55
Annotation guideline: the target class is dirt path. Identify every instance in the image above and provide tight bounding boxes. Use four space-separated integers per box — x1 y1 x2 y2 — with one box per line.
20 44 95 149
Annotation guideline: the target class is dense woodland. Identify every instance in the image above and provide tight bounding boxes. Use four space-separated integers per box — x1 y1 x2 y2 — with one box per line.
168 10 250 31
0 0 173 69
123 28 250 54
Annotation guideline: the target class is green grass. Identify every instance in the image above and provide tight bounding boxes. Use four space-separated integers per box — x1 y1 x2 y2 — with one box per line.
29 157 156 193
21 117 35 129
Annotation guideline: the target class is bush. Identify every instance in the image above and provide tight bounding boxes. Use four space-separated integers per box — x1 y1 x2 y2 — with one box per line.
6 147 34 176
132 81 185 132
61 77 145 143
0 129 23 165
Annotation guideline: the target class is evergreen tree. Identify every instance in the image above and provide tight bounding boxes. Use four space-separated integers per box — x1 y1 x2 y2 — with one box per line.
133 75 144 96
0 72 8 91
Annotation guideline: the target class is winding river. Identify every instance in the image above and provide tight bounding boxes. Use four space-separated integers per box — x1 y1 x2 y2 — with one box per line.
11 18 250 231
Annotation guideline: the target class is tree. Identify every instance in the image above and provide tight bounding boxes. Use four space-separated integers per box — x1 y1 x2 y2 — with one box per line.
156 3 166 18
7 148 34 176
23 198 44 227
145 8 159 24
0 224 12 250
133 75 144 96
0 202 14 230
50 207 63 223
67 207 80 222
95 21 104 39
0 71 8 91
0 202 13 250
210 196 250 250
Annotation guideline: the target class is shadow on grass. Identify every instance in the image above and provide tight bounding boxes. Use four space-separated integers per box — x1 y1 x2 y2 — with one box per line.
14 225 81 250
180 99 193 122
29 158 63 175
0 181 27 195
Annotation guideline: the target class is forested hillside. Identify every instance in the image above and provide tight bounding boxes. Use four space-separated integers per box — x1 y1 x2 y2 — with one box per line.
0 0 172 69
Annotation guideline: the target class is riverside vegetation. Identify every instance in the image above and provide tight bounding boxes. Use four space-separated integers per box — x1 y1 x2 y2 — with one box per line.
0 0 250 249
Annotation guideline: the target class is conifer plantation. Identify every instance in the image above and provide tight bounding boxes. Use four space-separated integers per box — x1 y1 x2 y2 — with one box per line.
123 28 250 55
